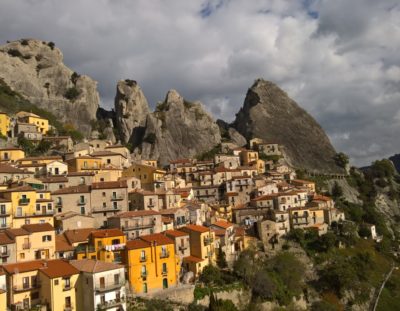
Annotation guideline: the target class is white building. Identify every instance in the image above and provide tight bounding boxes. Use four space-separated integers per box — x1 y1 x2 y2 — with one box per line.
70 259 126 311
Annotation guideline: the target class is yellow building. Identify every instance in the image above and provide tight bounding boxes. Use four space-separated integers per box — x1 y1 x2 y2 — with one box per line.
17 155 63 166
291 179 316 194
122 163 166 190
17 111 49 134
76 229 126 264
0 186 54 228
180 225 216 276
3 259 78 310
66 156 102 173
6 223 56 262
0 147 25 163
124 233 179 294
239 150 259 166
38 259 79 311
289 207 325 230
0 112 10 136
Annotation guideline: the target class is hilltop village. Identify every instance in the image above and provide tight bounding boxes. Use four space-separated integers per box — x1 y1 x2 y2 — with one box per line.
0 110 348 310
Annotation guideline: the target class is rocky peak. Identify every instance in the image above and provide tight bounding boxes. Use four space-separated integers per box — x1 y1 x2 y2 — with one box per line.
0 39 99 134
114 79 150 144
233 78 343 173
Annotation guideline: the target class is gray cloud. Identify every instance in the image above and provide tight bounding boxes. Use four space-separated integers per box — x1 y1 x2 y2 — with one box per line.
0 0 399 166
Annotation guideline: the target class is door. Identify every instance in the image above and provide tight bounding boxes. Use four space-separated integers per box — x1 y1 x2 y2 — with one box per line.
163 278 168 289
100 277 105 289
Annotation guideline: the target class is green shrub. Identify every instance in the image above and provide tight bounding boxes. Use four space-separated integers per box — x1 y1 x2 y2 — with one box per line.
64 87 81 101
7 49 23 58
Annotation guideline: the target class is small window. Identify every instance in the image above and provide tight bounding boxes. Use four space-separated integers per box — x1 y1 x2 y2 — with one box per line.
54 280 59 285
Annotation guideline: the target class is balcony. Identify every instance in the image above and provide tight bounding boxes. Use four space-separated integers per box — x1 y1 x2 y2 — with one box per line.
159 251 170 259
139 255 147 262
13 282 40 292
203 237 214 246
161 269 168 275
94 280 125 293
141 271 147 278
75 245 96 254
110 194 124 201
77 199 87 205
22 242 31 249
0 249 10 257
63 284 72 291
14 210 55 218
92 206 122 213
122 221 155 231
97 297 125 309
19 198 30 205
179 245 188 251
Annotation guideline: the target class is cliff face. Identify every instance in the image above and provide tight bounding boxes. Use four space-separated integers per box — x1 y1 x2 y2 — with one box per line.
114 79 149 144
132 89 222 165
233 79 343 173
389 154 400 174
0 39 99 134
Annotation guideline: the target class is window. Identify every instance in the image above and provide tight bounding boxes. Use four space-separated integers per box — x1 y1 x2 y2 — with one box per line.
36 204 40 212
102 192 106 197
114 273 120 285
0 205 6 215
80 206 85 215
54 279 59 285
64 277 71 289
31 291 39 300
42 235 52 242
140 250 146 261
22 276 29 288
162 263 167 273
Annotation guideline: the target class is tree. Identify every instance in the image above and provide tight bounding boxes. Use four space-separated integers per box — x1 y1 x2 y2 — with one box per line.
331 181 343 200
216 247 228 269
334 152 349 168
64 87 81 101
199 265 222 286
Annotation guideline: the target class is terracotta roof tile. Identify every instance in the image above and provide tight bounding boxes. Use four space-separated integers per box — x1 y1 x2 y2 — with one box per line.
126 239 151 250
139 233 174 246
181 224 210 233
39 259 79 278
0 232 14 245
55 235 74 252
22 223 54 233
164 230 188 238
91 180 127 189
111 210 160 218
70 259 124 273
52 185 91 195
212 220 234 229
91 229 124 238
64 228 94 244
183 256 204 263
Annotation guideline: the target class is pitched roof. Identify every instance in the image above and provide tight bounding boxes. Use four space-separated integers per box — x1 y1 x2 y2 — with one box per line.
212 220 234 229
39 176 69 183
70 259 124 273
183 255 204 263
91 180 127 190
90 150 127 158
139 233 174 246
90 229 124 238
0 232 14 245
0 164 31 174
3 260 45 274
39 260 79 278
5 228 28 237
164 230 189 238
64 228 94 244
18 155 62 162
55 235 74 252
125 239 151 250
181 224 210 233
52 185 91 195
21 223 54 233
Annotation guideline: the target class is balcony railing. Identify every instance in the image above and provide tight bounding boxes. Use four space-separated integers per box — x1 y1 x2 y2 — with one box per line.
92 206 122 213
122 221 155 231
160 251 170 259
179 245 188 251
22 242 31 249
110 194 124 201
97 297 125 309
161 269 168 275
0 223 10 229
77 199 87 205
63 305 73 311
94 280 125 292
19 198 30 205
14 210 55 218
203 237 214 246
13 282 40 292
75 245 96 254
0 249 10 257
139 255 147 262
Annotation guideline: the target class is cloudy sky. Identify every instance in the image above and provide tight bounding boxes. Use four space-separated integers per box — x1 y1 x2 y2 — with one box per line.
1 0 399 166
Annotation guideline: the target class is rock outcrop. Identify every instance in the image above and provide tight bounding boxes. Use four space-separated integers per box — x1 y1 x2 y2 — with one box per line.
217 119 247 147
233 79 343 173
132 89 221 165
389 154 400 174
0 39 99 134
114 79 149 144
